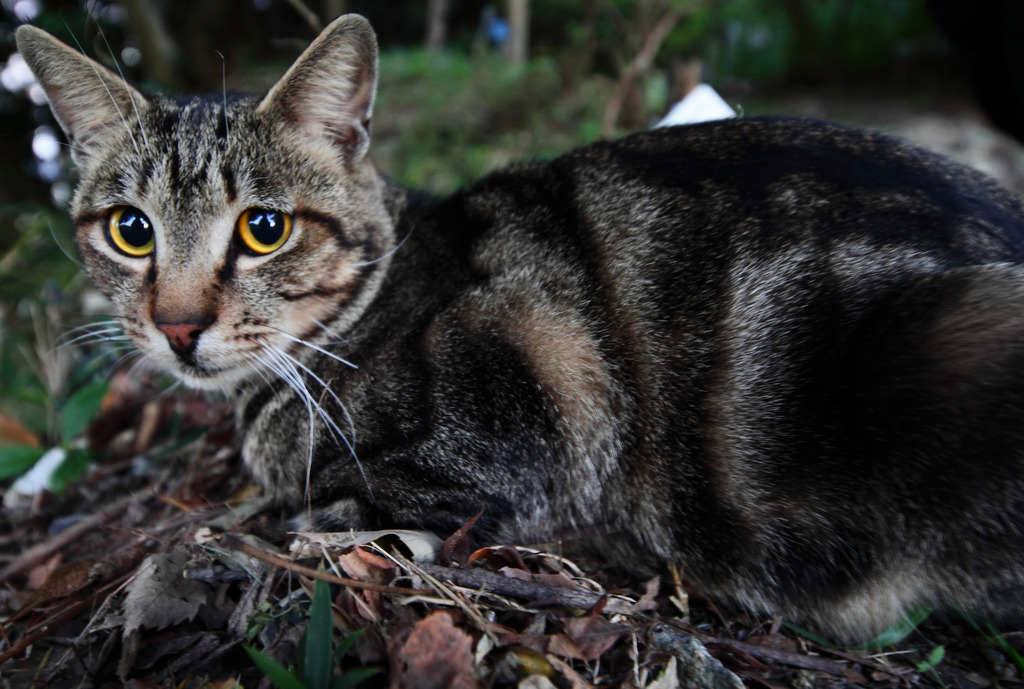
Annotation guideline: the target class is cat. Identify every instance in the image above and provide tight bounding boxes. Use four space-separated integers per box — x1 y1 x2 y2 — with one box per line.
16 14 1024 640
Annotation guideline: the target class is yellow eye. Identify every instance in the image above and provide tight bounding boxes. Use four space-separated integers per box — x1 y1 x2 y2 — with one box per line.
107 206 154 257
237 208 292 255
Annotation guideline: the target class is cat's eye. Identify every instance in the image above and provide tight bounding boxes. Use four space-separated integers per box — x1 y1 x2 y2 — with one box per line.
237 208 292 255
107 206 154 257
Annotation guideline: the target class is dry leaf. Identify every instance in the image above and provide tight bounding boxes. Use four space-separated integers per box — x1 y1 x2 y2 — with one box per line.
9 559 112 623
439 509 483 565
0 413 39 447
546 655 594 689
123 551 208 635
560 615 629 661
391 610 480 689
26 552 63 590
467 545 529 570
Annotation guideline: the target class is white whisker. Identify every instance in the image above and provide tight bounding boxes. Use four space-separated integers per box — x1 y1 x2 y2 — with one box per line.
62 23 141 156
214 50 230 144
351 223 415 267
276 331 358 369
48 222 84 268
252 349 317 507
92 19 149 149
259 342 373 504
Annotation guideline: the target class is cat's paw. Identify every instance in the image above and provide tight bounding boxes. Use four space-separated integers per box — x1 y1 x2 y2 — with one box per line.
289 497 373 532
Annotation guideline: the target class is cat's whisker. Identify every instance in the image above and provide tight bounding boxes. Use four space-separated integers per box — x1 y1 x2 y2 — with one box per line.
251 349 318 505
47 221 85 268
61 25 142 157
56 326 125 348
268 344 358 448
275 331 358 369
350 223 415 267
261 343 372 502
58 320 121 338
214 50 230 144
312 319 349 342
91 18 149 149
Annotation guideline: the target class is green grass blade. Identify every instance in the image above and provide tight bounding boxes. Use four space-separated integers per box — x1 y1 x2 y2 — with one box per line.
859 607 932 649
781 620 837 648
987 623 1024 675
59 379 109 442
304 578 334 689
243 646 307 689
0 445 45 480
333 628 365 659
331 668 378 689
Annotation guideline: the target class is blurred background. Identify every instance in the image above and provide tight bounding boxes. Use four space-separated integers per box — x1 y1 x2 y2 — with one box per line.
0 0 1021 442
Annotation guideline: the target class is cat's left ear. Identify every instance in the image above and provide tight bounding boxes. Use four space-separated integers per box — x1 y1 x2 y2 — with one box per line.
258 14 377 164
16 25 149 166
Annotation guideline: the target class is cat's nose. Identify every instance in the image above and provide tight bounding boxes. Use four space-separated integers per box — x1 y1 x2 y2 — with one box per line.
156 321 206 356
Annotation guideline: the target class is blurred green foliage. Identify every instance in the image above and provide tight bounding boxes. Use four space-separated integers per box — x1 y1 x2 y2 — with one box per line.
0 0 954 476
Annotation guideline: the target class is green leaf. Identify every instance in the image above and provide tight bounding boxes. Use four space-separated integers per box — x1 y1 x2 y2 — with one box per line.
987 623 1024 675
334 628 365 659
48 447 91 494
917 645 945 672
331 667 378 689
781 620 837 648
59 379 109 442
305 579 334 689
243 646 308 689
0 445 45 480
860 607 932 649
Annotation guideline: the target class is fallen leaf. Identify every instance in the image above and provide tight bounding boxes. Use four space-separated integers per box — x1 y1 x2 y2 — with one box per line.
0 413 39 447
26 552 63 590
439 509 483 565
9 559 112 623
391 610 479 689
468 545 529 571
634 576 661 612
559 615 629 661
339 546 397 621
546 654 594 689
123 551 208 634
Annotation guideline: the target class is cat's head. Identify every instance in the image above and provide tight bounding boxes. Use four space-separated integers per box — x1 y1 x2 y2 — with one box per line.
16 15 395 390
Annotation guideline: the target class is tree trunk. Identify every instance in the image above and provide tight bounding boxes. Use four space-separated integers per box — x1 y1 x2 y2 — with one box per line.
508 0 530 65
426 0 449 51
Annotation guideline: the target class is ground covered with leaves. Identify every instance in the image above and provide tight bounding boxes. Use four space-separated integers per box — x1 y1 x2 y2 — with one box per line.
0 374 1022 689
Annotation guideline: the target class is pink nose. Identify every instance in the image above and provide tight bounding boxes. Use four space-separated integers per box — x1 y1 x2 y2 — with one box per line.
156 322 205 354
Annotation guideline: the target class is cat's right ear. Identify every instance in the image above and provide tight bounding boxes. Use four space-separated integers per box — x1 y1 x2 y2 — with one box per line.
257 14 378 165
16 26 148 165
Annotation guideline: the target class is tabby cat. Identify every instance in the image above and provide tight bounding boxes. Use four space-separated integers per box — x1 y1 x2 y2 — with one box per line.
17 15 1024 639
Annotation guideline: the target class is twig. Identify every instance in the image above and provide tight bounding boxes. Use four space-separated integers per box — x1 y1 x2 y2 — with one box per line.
416 563 636 614
0 489 149 584
0 578 127 664
706 637 876 680
219 534 429 596
282 0 323 34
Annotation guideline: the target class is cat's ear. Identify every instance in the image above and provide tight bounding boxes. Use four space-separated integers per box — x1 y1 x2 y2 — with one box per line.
257 14 377 164
16 25 148 164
